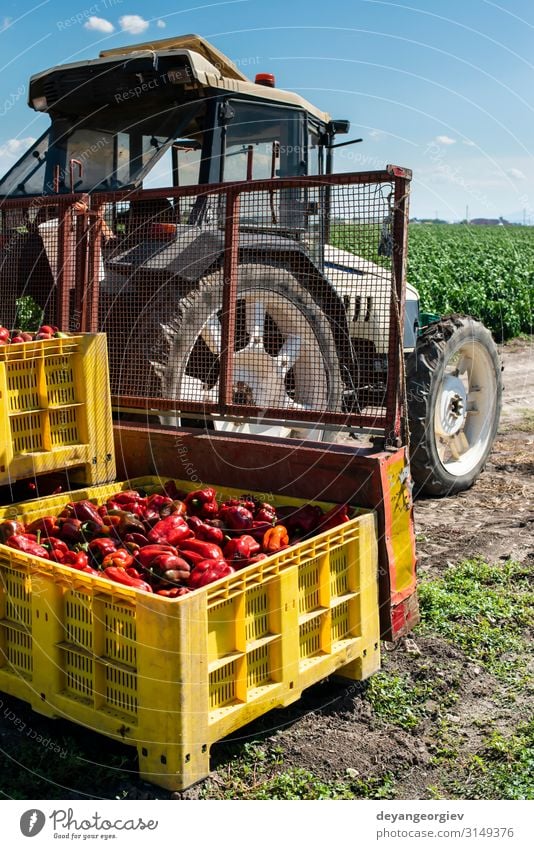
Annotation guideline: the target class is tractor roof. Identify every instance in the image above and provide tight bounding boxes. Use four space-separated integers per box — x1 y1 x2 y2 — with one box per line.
30 34 330 124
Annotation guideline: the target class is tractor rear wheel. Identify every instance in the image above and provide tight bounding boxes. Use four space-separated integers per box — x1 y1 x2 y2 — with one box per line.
406 315 503 496
152 264 344 438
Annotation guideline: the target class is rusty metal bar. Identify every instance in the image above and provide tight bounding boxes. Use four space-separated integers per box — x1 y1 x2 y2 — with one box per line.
218 189 240 409
384 170 411 445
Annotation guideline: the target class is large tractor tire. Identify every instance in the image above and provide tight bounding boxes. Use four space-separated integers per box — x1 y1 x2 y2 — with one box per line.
152 264 344 437
406 315 503 496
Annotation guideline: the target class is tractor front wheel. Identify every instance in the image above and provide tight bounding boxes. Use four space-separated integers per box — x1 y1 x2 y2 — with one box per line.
406 315 503 496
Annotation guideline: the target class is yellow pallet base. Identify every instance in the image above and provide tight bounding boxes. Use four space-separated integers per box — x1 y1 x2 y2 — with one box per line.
0 476 380 790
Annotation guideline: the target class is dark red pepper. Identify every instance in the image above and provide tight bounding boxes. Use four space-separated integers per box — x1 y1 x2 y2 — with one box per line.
63 500 104 526
106 510 147 537
219 504 254 532
249 520 275 543
123 532 150 548
58 518 84 544
282 504 324 539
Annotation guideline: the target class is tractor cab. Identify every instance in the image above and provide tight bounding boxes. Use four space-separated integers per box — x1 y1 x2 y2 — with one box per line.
0 34 346 199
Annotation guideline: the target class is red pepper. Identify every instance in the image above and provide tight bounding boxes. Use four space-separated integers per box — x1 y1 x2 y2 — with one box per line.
262 525 290 553
134 543 178 569
247 553 268 565
179 539 224 563
62 550 92 571
45 538 70 563
25 516 61 538
224 535 260 564
219 504 254 532
188 559 234 589
102 549 134 570
156 586 191 598
148 553 191 579
6 534 50 559
317 503 351 532
147 515 194 546
254 505 277 524
0 519 24 544
146 493 179 517
88 537 117 565
109 490 144 506
184 487 218 519
103 566 153 592
187 516 225 545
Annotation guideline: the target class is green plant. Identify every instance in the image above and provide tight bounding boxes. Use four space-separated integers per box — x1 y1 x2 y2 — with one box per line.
14 296 43 333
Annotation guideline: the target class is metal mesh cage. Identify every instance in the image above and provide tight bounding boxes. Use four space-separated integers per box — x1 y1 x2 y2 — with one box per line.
0 168 410 441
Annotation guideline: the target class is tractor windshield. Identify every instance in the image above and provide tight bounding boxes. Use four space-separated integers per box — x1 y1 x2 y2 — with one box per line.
0 102 205 197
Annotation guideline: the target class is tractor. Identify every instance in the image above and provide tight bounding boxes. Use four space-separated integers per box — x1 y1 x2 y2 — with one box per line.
0 34 502 497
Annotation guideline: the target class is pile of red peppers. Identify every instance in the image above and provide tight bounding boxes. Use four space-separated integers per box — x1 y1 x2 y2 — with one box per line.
0 482 350 596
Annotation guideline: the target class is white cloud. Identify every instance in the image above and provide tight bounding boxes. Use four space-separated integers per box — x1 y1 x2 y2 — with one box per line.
119 15 150 35
0 137 37 158
507 168 526 180
434 135 456 145
84 16 115 34
157 20 167 29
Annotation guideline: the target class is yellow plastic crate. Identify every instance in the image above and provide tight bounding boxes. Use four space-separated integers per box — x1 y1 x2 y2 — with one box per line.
0 334 115 486
0 476 380 791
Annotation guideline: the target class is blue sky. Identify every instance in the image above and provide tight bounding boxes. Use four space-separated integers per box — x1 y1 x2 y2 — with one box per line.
0 0 533 220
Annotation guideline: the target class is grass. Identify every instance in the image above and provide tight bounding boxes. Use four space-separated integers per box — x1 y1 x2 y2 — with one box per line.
417 559 533 684
443 720 534 800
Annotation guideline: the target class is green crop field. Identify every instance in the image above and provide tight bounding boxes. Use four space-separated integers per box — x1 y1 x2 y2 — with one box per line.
332 223 534 340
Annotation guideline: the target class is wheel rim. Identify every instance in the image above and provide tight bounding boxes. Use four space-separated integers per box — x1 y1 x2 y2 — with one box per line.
433 339 498 477
171 287 331 436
